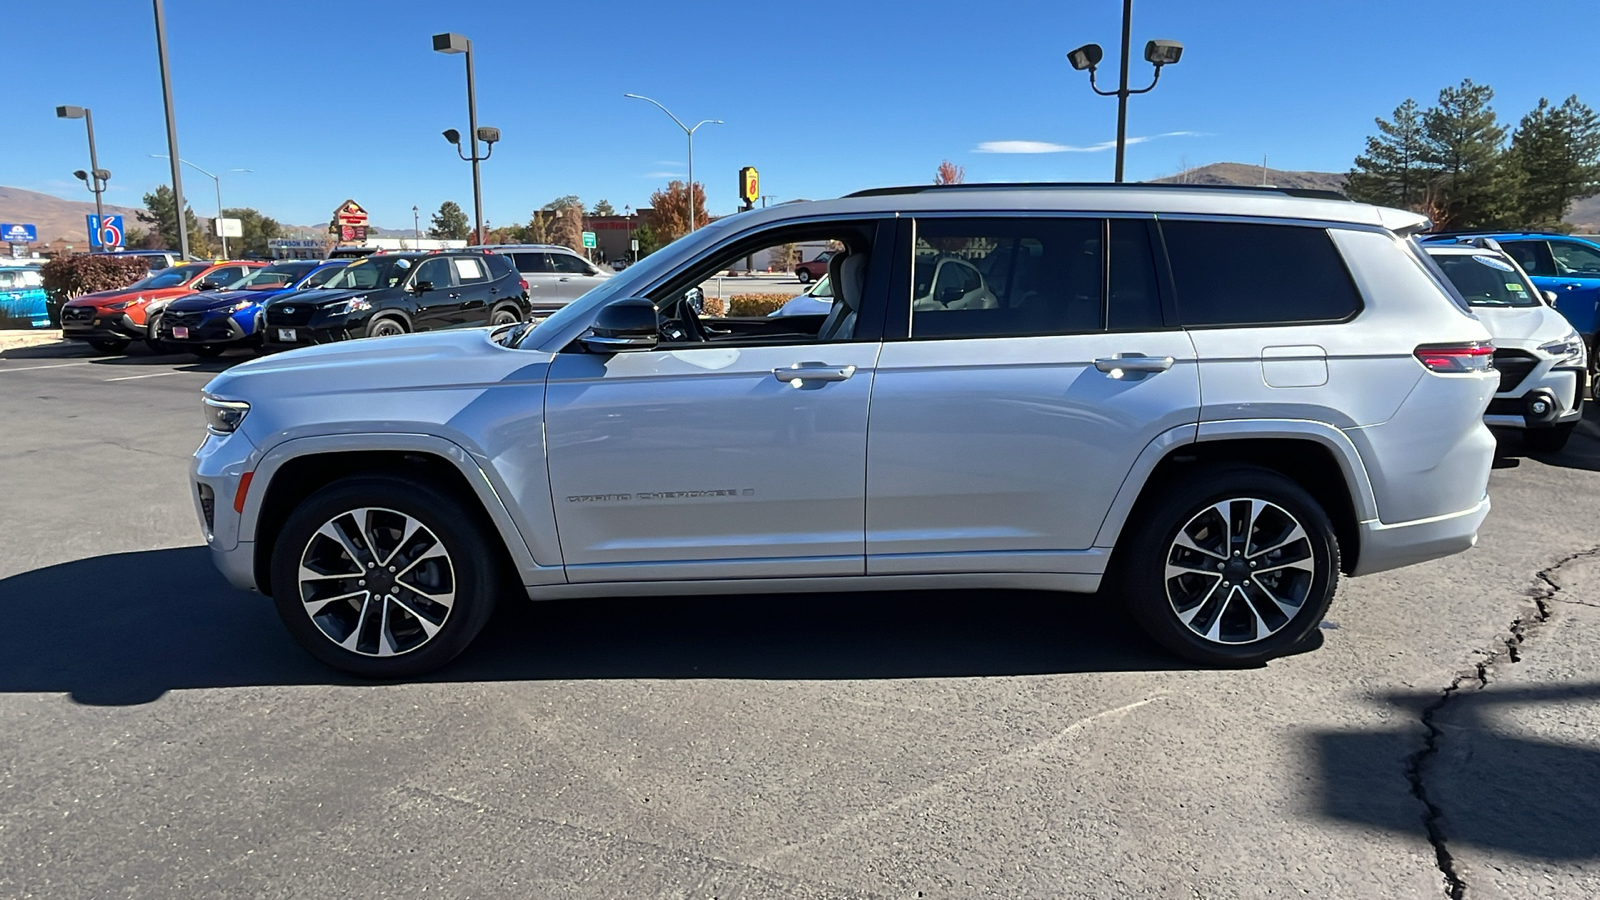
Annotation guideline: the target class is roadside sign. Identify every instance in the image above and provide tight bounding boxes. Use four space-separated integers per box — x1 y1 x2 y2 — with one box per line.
333 199 369 228
630 238 639 252
215 217 243 238
86 215 124 249
0 223 37 243
581 231 596 249
738 167 759 206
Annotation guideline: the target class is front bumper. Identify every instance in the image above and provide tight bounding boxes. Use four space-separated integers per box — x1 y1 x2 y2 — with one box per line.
162 309 261 347
192 429 259 591
262 311 369 346
1483 365 1584 431
60 308 146 341
1352 496 1491 577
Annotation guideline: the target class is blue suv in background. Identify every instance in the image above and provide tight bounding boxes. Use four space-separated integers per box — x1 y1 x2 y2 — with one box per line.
158 259 349 357
1424 233 1600 351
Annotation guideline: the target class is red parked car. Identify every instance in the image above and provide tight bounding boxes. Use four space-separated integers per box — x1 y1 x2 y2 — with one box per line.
793 249 839 284
60 260 262 354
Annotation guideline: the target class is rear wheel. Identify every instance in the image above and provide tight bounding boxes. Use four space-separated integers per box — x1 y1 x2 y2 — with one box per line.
1525 423 1575 454
86 338 130 354
1119 464 1339 667
368 317 406 338
796 269 812 284
269 476 501 677
489 304 521 326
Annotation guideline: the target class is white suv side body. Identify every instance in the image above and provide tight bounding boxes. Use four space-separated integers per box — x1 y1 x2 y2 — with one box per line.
192 186 1497 675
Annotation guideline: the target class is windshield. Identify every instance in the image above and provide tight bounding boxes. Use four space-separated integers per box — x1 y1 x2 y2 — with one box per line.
235 262 315 290
322 256 416 290
1433 253 1541 308
132 263 208 291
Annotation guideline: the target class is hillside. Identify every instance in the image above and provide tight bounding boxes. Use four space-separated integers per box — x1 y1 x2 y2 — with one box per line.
1569 195 1600 233
0 186 146 243
1148 162 1347 193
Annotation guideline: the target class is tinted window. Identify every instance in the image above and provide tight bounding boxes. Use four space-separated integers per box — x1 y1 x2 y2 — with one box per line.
1501 240 1556 277
1162 221 1360 326
551 253 592 275
323 256 416 290
1551 240 1600 274
911 217 1102 339
511 252 554 273
411 257 454 289
483 255 517 280
302 264 345 288
1108 219 1164 331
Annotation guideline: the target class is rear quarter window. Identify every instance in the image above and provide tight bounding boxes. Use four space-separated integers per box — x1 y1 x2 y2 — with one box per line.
1161 220 1362 327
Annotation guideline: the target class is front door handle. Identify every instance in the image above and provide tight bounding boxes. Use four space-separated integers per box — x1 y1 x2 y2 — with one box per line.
773 362 857 386
1095 354 1174 376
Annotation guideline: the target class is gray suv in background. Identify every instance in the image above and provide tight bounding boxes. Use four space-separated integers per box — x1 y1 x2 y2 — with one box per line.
472 243 611 314
194 183 1497 677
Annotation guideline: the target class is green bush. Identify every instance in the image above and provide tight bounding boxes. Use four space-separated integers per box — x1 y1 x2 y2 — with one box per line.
39 255 149 327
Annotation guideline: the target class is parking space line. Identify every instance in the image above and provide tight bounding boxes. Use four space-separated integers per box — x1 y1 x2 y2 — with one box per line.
104 371 180 382
0 362 92 373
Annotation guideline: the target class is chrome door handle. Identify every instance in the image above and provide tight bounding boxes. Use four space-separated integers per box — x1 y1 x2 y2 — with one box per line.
1095 354 1174 375
773 362 857 385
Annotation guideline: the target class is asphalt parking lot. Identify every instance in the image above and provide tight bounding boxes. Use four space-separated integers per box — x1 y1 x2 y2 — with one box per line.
2 339 1598 899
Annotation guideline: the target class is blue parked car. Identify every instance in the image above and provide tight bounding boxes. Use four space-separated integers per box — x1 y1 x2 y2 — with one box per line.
1423 233 1600 354
0 265 49 328
157 259 349 357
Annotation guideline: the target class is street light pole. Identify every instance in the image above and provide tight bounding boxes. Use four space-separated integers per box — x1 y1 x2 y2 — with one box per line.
152 0 190 259
624 94 722 234
413 205 420 247
55 106 108 251
1067 0 1184 183
150 156 249 258
433 33 497 246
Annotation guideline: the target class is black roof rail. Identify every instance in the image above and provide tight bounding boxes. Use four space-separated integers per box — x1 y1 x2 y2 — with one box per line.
1420 230 1553 239
843 182 1351 202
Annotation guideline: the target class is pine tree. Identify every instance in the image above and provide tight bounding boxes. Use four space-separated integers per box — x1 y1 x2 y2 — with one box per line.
428 201 470 240
1346 99 1429 210
1419 79 1515 230
137 185 205 253
1510 95 1600 229
590 199 616 216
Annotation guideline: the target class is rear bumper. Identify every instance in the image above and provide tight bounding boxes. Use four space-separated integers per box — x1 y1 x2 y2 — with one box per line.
1351 496 1490 577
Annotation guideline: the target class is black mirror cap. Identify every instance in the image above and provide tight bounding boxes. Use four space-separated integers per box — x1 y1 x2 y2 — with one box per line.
592 297 658 337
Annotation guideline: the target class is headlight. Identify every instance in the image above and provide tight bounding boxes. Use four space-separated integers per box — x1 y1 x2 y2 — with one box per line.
1538 332 1587 368
229 299 254 312
203 396 250 435
326 297 372 315
106 299 134 310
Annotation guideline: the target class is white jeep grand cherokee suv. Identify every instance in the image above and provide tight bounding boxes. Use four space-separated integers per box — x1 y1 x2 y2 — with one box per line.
191 184 1498 676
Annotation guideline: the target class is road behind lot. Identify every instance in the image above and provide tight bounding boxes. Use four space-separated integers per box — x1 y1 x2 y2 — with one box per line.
1 338 1598 899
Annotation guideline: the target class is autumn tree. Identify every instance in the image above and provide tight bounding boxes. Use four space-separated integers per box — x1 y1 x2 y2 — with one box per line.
935 160 966 185
646 181 710 244
552 203 585 253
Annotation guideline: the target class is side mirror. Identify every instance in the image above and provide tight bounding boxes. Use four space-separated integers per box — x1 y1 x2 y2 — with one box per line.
1544 290 1559 304
195 280 222 291
414 280 435 293
580 297 658 353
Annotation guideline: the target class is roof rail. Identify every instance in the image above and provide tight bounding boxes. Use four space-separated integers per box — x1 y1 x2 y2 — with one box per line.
1420 230 1552 239
843 182 1351 202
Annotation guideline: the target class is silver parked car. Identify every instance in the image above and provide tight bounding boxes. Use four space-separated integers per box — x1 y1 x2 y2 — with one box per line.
471 243 610 315
193 184 1497 676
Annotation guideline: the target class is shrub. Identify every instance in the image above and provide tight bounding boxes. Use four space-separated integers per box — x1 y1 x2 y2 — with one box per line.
39 256 149 327
727 293 793 317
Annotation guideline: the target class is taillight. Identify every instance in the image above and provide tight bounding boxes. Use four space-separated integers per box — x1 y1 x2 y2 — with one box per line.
1414 342 1494 373
519 278 529 292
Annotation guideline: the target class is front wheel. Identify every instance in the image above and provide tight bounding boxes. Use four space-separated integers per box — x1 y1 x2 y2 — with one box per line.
368 317 406 338
1525 423 1575 454
269 476 501 677
145 314 168 353
1119 464 1339 667
796 269 812 284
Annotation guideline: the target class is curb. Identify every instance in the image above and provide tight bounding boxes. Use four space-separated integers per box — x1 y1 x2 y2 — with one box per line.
0 330 68 351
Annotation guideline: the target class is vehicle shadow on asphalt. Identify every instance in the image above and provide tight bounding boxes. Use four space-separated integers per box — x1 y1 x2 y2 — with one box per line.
1502 403 1600 472
1309 683 1600 862
0 340 249 374
0 547 1189 706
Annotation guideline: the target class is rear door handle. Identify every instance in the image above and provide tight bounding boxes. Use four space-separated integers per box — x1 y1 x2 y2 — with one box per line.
773 362 857 385
1095 354 1174 375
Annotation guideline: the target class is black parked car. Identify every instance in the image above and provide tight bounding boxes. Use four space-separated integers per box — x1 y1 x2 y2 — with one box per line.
263 252 529 346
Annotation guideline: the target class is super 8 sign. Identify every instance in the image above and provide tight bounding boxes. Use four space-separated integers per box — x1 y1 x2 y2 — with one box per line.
739 167 759 206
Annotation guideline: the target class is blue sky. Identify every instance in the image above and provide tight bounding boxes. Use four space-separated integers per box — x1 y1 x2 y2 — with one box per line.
11 0 1596 230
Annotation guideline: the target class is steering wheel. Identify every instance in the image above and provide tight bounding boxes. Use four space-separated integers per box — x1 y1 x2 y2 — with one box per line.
658 291 707 343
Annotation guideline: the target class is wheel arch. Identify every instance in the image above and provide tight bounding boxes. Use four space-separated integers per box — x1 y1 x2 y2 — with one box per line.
242 434 554 595
1096 421 1377 576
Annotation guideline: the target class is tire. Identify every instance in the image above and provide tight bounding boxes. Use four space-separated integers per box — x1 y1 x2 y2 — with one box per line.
796 269 812 285
145 314 168 353
86 338 130 354
368 317 406 338
489 304 521 326
1118 464 1339 667
1524 423 1575 454
269 475 502 678
191 345 226 359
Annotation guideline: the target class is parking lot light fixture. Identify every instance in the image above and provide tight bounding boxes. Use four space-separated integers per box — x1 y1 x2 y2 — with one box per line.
1069 0 1184 182
151 155 249 258
57 105 107 251
624 93 722 234
432 32 496 245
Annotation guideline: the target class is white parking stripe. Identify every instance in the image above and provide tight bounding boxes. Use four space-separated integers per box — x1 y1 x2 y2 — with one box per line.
104 371 179 382
0 362 92 373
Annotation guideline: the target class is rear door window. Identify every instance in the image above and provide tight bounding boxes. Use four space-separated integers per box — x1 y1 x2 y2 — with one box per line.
452 257 489 283
511 252 555 273
1501 240 1558 277
1550 240 1600 275
551 253 593 275
1160 220 1361 326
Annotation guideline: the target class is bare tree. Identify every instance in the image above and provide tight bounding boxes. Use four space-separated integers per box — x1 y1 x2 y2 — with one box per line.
935 160 966 185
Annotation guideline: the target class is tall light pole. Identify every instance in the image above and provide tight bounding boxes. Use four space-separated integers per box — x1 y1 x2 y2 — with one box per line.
1067 0 1184 182
624 94 722 234
152 0 190 258
413 205 420 247
150 155 250 257
433 33 500 245
55 106 109 251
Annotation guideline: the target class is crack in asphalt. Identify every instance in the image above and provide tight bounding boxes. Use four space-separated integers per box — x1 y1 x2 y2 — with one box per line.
1406 546 1600 899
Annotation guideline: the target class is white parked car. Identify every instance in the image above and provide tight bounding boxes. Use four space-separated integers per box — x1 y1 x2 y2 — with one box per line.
193 184 1498 677
470 244 611 315
1422 239 1586 452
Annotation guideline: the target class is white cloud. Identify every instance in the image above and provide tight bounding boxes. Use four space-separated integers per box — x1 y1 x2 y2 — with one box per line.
976 131 1207 154
643 171 686 179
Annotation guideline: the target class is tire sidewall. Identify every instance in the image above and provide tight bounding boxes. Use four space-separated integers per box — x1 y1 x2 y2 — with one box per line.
797 269 811 284
1121 465 1339 666
269 476 500 677
368 317 405 338
489 305 519 326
